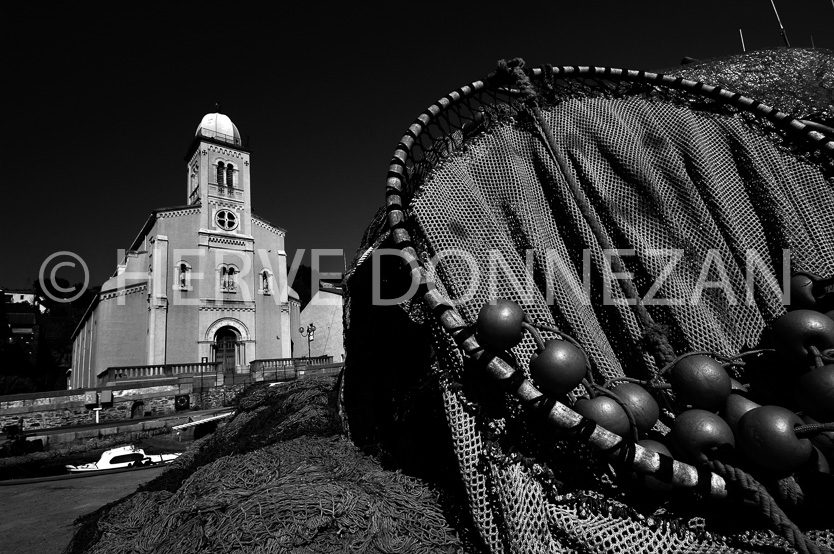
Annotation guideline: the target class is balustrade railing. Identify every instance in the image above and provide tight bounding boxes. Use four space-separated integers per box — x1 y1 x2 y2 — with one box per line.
304 356 334 367
252 358 296 370
102 362 222 383
102 357 337 385
249 356 334 382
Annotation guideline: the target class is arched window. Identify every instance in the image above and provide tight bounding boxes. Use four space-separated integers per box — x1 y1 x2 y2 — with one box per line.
260 269 272 295
218 264 238 293
216 161 225 186
227 267 236 291
226 164 234 188
174 261 192 291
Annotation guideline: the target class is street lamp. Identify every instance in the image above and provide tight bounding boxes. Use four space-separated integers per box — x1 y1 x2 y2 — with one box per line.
299 323 316 358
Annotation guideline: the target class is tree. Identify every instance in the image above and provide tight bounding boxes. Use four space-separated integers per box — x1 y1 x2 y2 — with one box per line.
25 278 99 391
0 375 36 396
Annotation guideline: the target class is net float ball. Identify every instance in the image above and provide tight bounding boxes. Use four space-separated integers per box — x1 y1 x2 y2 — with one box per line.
637 438 672 457
720 393 761 436
610 382 659 435
746 356 801 410
476 298 525 352
668 409 735 465
788 273 818 310
770 310 834 367
736 405 813 473
529 340 587 396
794 364 834 423
669 355 732 412
573 396 631 437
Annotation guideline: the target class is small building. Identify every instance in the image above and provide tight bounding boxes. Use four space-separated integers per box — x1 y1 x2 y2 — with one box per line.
3 289 45 314
70 111 293 388
1 289 38 391
2 292 39 367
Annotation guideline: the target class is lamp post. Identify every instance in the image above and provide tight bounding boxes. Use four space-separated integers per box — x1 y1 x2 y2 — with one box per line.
299 323 316 358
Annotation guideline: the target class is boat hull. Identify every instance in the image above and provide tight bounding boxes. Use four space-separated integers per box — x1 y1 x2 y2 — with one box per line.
65 448 180 473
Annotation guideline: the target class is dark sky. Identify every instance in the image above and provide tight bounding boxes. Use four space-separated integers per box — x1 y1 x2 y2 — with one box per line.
3 2 832 292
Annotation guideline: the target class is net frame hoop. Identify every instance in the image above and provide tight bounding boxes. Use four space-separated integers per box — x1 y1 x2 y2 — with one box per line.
384 64 834 500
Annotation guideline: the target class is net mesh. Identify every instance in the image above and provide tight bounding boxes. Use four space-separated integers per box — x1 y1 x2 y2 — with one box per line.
343 50 834 554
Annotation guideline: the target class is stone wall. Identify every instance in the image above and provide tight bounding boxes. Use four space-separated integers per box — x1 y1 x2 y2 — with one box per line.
0 415 200 467
1 365 339 434
0 367 342 464
193 384 244 411
0 377 228 432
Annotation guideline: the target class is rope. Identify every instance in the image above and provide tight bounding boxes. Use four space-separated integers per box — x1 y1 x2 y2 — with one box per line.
706 460 831 554
490 58 537 100
774 475 806 509
795 422 834 438
640 321 678 368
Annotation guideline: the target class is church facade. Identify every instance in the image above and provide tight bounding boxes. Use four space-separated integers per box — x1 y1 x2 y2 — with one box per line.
70 112 293 389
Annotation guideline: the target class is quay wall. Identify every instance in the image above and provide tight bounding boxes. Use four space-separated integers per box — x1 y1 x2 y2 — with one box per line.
1 364 342 432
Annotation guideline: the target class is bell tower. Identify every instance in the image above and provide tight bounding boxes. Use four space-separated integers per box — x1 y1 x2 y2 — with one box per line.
184 110 252 236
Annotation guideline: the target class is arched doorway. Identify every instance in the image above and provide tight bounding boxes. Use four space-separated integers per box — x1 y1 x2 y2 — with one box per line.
214 326 239 373
130 401 145 419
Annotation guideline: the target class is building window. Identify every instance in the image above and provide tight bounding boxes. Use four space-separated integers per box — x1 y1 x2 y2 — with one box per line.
259 269 273 295
174 261 192 291
215 209 238 231
219 264 238 293
226 163 234 188
216 161 225 186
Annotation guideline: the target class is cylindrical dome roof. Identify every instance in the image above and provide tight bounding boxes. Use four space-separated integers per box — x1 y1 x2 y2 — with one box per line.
195 112 241 142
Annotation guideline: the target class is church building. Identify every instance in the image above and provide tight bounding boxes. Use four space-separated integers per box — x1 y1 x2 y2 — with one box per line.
69 112 293 388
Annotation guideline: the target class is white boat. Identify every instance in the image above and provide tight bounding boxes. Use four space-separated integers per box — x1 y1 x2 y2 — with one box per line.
65 445 181 473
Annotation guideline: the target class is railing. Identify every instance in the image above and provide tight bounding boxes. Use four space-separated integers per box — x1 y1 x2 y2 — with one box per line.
297 362 343 380
102 362 222 383
102 357 337 385
197 127 242 147
252 358 297 370
249 356 334 382
304 356 334 367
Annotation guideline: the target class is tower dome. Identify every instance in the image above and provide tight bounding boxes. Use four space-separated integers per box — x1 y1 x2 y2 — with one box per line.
195 112 241 145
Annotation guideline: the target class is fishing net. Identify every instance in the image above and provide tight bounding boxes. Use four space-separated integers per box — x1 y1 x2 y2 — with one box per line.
342 48 834 554
63 378 465 554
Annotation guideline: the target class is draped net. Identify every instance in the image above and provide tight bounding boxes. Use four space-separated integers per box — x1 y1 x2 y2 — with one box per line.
343 51 834 554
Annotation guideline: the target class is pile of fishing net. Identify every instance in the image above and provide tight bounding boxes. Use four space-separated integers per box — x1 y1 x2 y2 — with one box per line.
63 377 466 554
663 48 833 125
341 48 834 554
